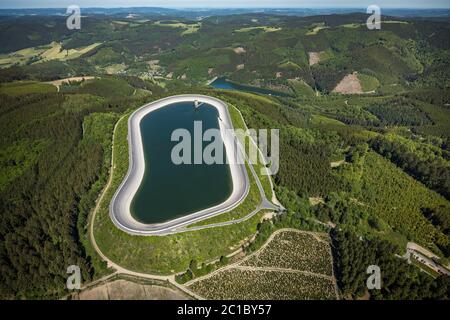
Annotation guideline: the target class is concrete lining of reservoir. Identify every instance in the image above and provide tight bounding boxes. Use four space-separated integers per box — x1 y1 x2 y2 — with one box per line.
109 94 250 236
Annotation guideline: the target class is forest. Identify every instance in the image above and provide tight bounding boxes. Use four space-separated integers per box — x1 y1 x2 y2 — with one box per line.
0 77 158 298
370 135 450 200
332 229 450 300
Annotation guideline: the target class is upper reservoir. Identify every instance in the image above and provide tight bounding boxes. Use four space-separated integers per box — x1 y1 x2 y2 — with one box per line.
210 77 291 97
130 101 233 224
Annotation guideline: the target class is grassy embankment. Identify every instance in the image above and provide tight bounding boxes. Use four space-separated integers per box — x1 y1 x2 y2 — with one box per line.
93 102 267 274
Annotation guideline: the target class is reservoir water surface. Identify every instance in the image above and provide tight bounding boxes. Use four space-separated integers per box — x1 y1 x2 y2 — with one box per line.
210 77 291 97
130 101 233 224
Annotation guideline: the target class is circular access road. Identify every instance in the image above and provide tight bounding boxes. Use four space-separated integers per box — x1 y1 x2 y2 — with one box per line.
109 94 250 236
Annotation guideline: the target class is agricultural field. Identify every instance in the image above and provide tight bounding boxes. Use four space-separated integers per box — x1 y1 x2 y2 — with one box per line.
0 46 46 68
187 229 338 300
0 41 101 68
242 230 333 276
234 26 282 33
306 23 329 35
154 21 202 35
188 269 336 300
72 277 191 300
38 42 102 62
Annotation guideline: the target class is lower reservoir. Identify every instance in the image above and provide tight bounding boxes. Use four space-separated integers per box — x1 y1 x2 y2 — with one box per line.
130 101 233 224
210 77 291 97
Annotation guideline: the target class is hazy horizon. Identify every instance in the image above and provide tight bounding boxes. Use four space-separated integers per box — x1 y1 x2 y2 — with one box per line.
1 0 449 9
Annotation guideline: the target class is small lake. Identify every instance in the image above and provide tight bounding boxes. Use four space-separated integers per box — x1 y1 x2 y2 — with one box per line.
210 77 291 97
130 101 233 224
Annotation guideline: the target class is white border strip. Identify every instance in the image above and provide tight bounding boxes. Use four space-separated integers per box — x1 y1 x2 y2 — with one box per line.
109 94 250 236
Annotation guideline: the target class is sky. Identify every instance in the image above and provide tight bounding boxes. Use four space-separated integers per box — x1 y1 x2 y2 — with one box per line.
0 0 449 9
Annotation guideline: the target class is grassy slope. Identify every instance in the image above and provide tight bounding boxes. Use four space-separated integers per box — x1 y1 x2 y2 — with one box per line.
0 42 101 69
288 79 316 97
79 112 119 278
357 74 380 92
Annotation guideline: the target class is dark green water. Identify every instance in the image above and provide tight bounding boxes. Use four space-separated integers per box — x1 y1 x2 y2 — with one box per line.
210 77 291 97
131 101 233 224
